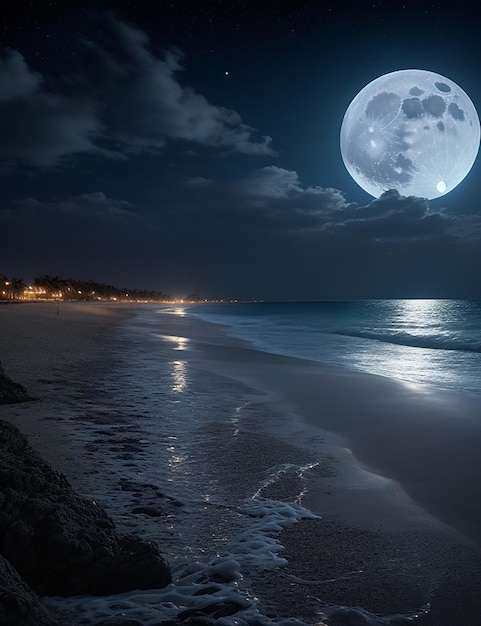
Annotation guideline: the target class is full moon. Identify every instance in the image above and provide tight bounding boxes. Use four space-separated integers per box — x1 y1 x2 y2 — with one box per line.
340 69 480 199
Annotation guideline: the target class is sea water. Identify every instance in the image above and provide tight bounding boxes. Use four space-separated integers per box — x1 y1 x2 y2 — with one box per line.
44 300 479 624
191 299 481 398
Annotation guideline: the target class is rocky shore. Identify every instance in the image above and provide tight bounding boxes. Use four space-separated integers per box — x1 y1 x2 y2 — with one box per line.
0 362 171 626
0 361 30 405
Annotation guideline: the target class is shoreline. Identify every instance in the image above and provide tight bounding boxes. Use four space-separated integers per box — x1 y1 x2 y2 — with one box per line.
188 333 481 548
2 302 481 624
173 311 481 623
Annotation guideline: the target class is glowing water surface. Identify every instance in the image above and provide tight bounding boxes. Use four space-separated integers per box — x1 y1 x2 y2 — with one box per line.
191 299 481 397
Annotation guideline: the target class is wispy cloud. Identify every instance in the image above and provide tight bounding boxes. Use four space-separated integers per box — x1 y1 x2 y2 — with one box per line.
10 192 137 220
0 16 274 168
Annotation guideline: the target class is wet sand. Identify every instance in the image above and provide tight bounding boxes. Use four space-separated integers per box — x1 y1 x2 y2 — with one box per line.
195 340 481 548
0 301 133 479
2 302 481 624
158 311 481 624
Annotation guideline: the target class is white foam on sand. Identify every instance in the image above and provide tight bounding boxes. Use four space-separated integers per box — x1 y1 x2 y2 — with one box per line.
44 491 430 625
44 497 321 626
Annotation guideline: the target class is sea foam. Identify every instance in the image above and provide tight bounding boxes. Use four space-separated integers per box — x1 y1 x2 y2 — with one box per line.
44 497 321 625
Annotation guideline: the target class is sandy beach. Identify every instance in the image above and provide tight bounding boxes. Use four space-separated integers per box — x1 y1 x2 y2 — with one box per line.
2 301 481 625
0 301 133 481
198 340 481 545
191 339 481 624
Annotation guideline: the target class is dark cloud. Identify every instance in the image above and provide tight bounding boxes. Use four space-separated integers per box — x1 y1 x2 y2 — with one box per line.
237 166 348 209
182 170 467 246
0 96 100 167
4 168 475 250
333 190 453 240
187 170 455 242
0 50 41 101
156 174 481 299
1 191 150 285
0 49 99 166
446 213 481 240
10 192 137 220
230 166 351 231
2 168 481 299
0 16 274 168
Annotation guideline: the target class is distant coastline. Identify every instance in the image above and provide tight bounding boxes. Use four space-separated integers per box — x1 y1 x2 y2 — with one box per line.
0 273 171 303
0 272 265 304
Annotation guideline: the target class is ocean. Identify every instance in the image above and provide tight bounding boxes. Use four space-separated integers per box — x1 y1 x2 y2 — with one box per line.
44 300 481 625
191 299 481 398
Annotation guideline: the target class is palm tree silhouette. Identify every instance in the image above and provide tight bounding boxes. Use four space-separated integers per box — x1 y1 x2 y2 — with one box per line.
10 277 25 300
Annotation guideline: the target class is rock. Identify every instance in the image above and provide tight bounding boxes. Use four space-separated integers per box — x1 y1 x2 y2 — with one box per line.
0 361 29 404
0 554 59 626
0 419 172 596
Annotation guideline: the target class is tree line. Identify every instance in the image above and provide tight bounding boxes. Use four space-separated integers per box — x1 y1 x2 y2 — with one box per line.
1 274 170 302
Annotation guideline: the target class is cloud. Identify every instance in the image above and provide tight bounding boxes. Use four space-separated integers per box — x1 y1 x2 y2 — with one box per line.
0 94 100 167
330 189 453 240
185 176 215 187
445 213 481 240
10 192 137 220
78 19 274 156
3 170 481 299
230 166 351 231
0 46 99 167
217 167 446 239
0 50 41 101
240 166 304 197
6 168 466 248
153 171 481 299
0 16 274 168
176 168 474 246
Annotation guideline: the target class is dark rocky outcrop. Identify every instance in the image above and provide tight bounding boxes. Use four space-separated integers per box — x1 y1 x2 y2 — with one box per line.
0 554 59 626
0 364 172 624
0 419 171 596
0 361 29 404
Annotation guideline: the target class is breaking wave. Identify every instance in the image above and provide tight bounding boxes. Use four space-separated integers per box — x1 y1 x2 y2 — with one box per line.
332 329 481 353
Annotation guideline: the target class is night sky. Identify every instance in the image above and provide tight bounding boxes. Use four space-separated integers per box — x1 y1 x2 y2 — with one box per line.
2 0 481 300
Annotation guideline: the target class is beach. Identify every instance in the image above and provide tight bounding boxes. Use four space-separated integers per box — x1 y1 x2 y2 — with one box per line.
2 301 481 625
0 302 134 482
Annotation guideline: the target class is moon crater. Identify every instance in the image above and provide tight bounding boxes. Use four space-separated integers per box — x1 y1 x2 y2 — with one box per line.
340 69 480 199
